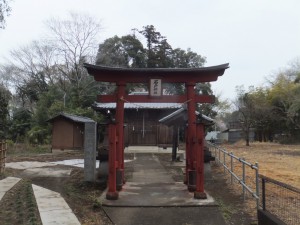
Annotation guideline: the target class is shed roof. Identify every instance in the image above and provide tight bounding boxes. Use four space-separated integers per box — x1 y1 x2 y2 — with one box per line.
48 112 95 123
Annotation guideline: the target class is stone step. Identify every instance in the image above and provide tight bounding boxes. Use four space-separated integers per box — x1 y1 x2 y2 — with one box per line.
125 146 185 154
126 146 160 151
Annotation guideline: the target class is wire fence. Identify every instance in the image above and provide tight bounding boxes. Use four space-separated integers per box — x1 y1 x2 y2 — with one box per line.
0 140 6 173
260 175 300 225
207 142 300 225
207 142 259 208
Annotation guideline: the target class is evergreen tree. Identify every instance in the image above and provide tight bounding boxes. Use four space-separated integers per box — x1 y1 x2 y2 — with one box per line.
0 85 10 138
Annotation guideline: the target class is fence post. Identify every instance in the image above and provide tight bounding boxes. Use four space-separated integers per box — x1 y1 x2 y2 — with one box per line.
214 146 217 163
223 151 226 173
255 162 259 209
242 158 246 200
230 152 233 184
218 147 221 165
262 177 266 210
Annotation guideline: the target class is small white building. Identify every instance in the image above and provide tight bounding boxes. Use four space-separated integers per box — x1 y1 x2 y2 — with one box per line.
205 131 219 141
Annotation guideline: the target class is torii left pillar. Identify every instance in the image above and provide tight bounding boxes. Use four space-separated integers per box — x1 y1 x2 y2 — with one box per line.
115 82 126 190
106 123 118 200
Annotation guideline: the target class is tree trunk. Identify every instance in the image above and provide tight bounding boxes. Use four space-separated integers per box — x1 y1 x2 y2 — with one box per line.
246 137 250 146
245 127 250 146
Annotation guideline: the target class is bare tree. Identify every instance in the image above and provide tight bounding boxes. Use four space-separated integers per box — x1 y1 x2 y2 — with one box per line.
0 12 103 109
234 86 255 146
0 0 11 29
45 12 102 84
7 41 57 84
45 12 102 107
0 40 60 110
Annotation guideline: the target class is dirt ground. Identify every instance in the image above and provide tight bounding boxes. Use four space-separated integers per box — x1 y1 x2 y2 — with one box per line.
2 142 296 225
215 141 300 225
2 150 113 225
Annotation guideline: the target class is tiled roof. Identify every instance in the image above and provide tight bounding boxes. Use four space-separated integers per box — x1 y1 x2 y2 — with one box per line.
158 108 185 123
48 112 95 123
159 108 214 126
84 63 230 73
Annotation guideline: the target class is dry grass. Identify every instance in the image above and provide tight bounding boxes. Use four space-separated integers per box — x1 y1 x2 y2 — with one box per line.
210 141 300 224
221 141 300 188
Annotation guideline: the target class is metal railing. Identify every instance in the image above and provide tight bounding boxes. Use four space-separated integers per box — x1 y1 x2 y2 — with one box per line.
207 142 260 209
0 140 6 173
260 175 300 225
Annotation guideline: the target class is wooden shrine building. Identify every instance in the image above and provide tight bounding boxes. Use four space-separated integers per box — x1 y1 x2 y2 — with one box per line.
84 63 229 200
93 101 181 147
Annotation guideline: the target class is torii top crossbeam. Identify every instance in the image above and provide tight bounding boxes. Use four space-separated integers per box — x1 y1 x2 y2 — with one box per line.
84 63 229 83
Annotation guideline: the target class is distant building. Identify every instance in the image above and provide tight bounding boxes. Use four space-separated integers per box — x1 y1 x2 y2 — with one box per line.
217 121 255 143
217 131 229 143
205 131 219 141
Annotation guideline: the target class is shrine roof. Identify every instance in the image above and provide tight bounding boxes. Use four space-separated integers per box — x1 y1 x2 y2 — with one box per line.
93 102 182 110
84 63 229 83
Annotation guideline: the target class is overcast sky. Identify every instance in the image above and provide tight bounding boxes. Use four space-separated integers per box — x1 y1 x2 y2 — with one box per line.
0 0 299 100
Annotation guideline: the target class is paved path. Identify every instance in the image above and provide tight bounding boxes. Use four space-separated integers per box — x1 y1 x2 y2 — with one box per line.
101 153 226 225
32 184 81 225
0 177 21 200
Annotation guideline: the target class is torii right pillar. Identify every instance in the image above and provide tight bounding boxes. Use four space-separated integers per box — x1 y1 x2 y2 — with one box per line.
186 82 207 199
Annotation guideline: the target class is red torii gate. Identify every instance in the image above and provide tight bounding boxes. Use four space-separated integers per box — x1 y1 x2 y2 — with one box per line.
84 63 229 200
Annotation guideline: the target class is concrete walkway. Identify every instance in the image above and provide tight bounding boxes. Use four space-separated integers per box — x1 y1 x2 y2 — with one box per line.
0 177 21 200
32 184 81 225
101 153 226 225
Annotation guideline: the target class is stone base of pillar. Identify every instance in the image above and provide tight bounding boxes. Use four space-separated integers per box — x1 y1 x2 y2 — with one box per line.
194 191 207 199
106 191 119 200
